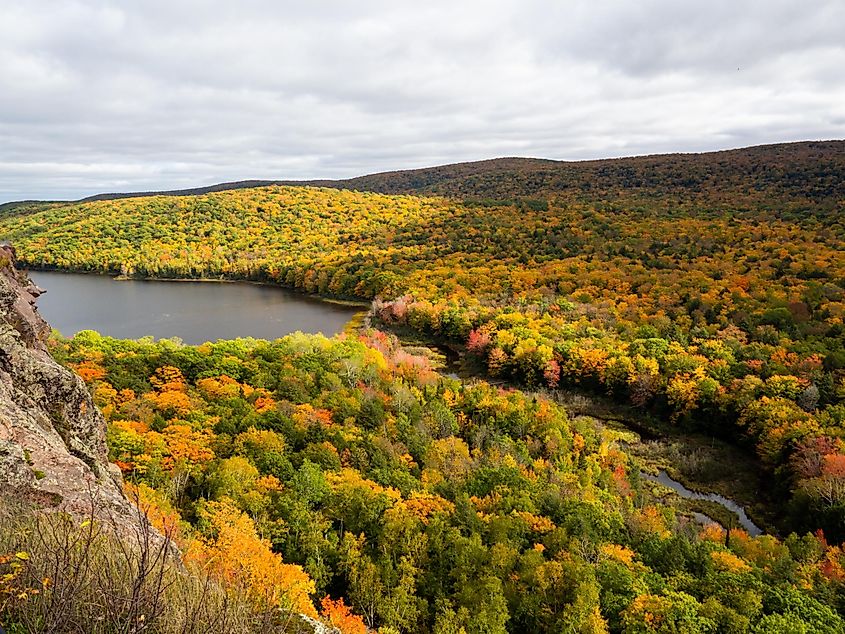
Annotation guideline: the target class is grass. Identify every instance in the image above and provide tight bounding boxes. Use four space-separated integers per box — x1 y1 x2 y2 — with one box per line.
0 500 313 634
558 392 782 535
627 437 780 534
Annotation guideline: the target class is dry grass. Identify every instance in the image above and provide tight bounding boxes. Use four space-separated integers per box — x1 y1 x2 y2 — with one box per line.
0 500 315 634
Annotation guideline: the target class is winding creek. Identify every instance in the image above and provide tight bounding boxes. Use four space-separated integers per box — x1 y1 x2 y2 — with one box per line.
30 270 766 536
641 470 763 536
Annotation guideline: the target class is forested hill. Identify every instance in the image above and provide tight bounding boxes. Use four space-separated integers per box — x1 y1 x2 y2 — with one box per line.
296 140 845 209
3 141 845 630
28 139 844 211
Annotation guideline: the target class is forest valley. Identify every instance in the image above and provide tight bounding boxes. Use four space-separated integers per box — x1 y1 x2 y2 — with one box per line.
1 142 844 632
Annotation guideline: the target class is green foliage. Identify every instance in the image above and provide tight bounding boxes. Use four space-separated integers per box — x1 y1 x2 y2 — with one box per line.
4 170 845 539
45 329 845 632
7 141 845 630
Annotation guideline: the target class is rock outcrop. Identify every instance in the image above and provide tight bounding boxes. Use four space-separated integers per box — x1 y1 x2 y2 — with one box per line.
0 247 343 631
0 245 140 524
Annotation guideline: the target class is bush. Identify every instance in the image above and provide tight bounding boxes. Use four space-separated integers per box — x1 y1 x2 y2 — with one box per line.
0 501 308 633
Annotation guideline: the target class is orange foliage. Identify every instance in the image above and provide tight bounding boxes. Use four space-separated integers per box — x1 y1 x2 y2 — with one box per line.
186 499 316 617
124 482 182 538
293 403 335 430
397 491 455 524
630 506 670 539
253 392 277 413
514 511 556 534
320 596 367 634
160 424 215 470
600 543 636 566
74 360 106 383
147 389 193 416
819 547 845 582
823 454 845 478
149 365 186 392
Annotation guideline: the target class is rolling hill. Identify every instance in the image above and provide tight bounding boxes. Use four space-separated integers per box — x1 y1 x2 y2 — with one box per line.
12 140 841 217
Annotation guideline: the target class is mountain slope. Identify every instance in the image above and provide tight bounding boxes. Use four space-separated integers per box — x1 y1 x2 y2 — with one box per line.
1 141 844 542
35 140 843 214
301 140 845 205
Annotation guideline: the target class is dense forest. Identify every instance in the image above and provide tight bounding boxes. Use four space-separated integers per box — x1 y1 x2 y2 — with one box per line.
2 166 845 535
1 141 844 631
25 329 844 633
298 141 845 210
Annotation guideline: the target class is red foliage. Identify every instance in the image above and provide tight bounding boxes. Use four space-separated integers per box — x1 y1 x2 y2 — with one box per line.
467 328 491 354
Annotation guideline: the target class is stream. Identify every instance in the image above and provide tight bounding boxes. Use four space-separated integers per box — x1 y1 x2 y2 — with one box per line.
642 470 763 536
416 338 767 536
33 281 765 539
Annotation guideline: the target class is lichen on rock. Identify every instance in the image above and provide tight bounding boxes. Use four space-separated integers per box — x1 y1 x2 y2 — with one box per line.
0 245 142 524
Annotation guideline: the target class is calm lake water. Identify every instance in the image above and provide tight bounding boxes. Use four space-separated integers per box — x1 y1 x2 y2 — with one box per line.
29 271 363 344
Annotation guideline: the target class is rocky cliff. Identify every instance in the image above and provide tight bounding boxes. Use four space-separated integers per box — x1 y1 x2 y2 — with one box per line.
0 245 140 524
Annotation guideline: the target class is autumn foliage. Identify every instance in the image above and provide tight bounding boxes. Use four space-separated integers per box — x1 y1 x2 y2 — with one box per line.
44 329 845 632
186 499 317 617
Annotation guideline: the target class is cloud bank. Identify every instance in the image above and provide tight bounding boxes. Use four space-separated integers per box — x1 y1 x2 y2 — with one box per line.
1 0 843 200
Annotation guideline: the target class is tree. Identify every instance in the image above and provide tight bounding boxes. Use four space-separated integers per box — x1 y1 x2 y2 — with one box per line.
187 499 317 617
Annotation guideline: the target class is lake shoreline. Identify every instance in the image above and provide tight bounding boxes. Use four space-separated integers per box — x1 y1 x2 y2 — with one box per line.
29 269 363 344
22 263 371 308
30 265 782 536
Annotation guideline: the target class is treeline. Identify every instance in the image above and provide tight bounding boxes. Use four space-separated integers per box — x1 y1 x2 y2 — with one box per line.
1 183 844 536
36 329 845 633
372 289 845 540
10 141 842 213
296 141 845 215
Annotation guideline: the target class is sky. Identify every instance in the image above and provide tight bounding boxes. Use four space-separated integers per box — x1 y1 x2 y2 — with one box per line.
1 0 844 202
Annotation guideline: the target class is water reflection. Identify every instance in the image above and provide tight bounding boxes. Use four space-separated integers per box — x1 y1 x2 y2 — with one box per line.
30 271 362 344
642 469 762 536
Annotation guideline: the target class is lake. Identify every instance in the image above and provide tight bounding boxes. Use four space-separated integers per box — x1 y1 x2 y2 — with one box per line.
29 271 364 344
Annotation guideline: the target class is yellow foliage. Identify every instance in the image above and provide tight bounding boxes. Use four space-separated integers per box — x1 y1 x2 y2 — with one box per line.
631 506 670 539
699 523 726 543
710 550 752 574
147 389 193 416
399 492 455 524
600 543 636 566
513 511 556 534
124 482 182 538
196 375 243 399
186 499 316 617
327 469 402 504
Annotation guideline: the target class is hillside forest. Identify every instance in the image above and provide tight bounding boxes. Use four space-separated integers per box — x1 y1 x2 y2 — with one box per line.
1 141 844 632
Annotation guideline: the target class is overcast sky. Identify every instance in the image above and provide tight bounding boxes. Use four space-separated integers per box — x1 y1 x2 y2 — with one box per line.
1 0 844 201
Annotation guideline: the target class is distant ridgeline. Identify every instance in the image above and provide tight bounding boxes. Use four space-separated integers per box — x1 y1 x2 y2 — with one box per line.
11 139 843 214
0 139 843 543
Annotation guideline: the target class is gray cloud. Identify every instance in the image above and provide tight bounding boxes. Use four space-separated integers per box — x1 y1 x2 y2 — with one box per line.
0 0 843 200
